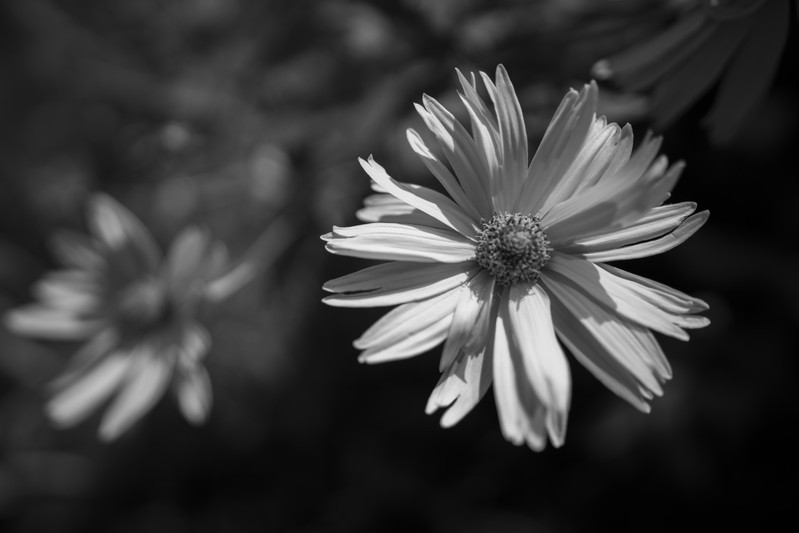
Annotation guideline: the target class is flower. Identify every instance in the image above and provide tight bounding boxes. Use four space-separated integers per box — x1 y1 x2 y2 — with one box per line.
592 0 792 144
323 65 709 450
4 193 268 441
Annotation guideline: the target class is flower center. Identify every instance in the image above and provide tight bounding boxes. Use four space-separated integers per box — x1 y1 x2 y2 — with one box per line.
704 0 765 20
116 278 172 331
474 213 551 286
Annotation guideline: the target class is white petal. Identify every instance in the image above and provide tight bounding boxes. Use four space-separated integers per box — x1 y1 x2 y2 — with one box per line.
415 97 494 216
4 304 103 340
354 287 463 352
563 202 697 253
517 82 598 215
406 129 482 221
323 262 477 308
507 284 571 443
426 341 493 428
546 253 690 341
165 227 211 292
33 273 101 312
98 351 174 441
542 272 669 401
439 271 494 371
359 156 478 238
492 295 548 450
599 263 709 315
50 231 104 271
358 315 452 364
52 328 120 389
356 193 450 230
88 193 161 271
323 222 475 263
580 211 708 262
176 364 212 425
47 351 134 428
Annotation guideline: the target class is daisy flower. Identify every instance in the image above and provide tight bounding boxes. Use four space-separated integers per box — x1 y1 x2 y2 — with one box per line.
592 0 792 144
4 193 274 441
323 65 709 450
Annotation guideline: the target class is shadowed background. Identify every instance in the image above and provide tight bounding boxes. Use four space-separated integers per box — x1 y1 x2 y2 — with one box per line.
1 0 797 531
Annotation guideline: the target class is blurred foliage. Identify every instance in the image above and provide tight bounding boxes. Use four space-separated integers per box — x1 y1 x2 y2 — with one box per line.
0 0 797 532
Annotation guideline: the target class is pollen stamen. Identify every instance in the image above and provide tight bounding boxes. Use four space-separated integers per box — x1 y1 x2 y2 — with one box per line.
474 213 551 286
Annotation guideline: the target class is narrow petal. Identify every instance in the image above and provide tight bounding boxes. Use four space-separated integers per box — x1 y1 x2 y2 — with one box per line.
323 222 475 263
650 16 751 128
175 364 212 425
51 328 120 390
323 262 477 308
507 283 571 445
562 202 697 254
358 315 452 363
33 273 101 312
492 294 549 450
359 156 478 238
599 263 709 315
165 227 211 294
49 231 104 271
406 129 482 221
580 211 708 262
47 351 134 428
416 97 494 216
439 271 494 371
546 253 691 341
354 287 463 352
542 272 669 399
88 193 161 272
517 82 598 216
426 340 494 428
98 351 174 441
704 0 789 143
4 304 103 340
356 193 450 230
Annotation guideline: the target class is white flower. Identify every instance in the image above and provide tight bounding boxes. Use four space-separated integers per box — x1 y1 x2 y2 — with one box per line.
323 65 709 450
4 194 263 441
592 0 792 144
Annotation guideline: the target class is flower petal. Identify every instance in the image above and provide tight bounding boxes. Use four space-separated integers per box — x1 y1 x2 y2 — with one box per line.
354 287 463 353
98 350 174 441
542 271 669 402
359 156 478 239
50 231 105 271
356 193 450 229
546 253 691 341
51 328 120 390
47 350 134 428
426 340 494 428
323 261 477 308
507 283 571 446
517 82 598 215
704 0 789 143
175 363 213 425
492 293 549 450
88 193 161 273
358 315 452 364
4 304 103 340
439 271 494 371
580 211 708 262
323 222 475 263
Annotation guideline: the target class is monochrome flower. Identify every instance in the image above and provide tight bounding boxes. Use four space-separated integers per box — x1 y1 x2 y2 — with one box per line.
592 0 792 144
323 65 709 450
4 194 267 441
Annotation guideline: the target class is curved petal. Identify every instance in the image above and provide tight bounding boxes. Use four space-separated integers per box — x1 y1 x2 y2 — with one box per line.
323 262 477 308
356 193 450 230
439 271 494 371
4 304 103 340
49 231 105 271
359 157 478 239
323 222 475 263
175 363 212 425
580 211 708 262
88 193 161 273
358 315 452 364
507 283 571 445
98 349 174 441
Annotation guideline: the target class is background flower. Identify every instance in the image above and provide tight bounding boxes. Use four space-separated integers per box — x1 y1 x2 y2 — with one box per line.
3 193 279 441
592 0 793 144
324 66 709 450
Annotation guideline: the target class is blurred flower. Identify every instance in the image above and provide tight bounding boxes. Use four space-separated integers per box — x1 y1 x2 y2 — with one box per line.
323 65 709 450
4 194 276 441
592 0 792 144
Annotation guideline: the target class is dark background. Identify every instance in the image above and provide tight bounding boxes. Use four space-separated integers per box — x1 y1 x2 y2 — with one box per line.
1 0 797 531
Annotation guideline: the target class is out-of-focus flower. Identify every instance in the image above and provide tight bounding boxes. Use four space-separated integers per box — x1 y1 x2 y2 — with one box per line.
4 194 278 441
323 65 709 450
592 0 792 144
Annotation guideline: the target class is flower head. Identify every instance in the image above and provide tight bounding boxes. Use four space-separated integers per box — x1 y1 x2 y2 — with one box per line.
4 194 261 441
592 0 791 144
323 65 709 450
